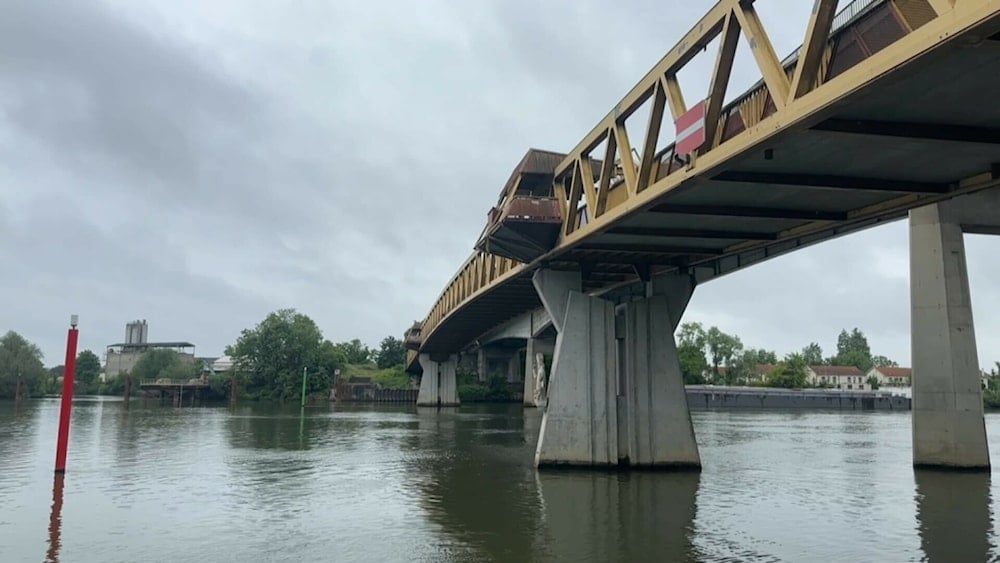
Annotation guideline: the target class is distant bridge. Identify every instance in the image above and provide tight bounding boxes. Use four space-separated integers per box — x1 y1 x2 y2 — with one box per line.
407 0 1000 471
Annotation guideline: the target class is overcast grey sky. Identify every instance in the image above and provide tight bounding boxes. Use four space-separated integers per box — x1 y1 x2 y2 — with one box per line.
1 0 997 368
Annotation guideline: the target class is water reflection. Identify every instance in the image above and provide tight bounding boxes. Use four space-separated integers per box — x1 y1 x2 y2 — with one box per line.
408 405 543 561
7 401 1000 562
225 404 333 451
915 469 993 562
535 471 700 563
408 405 702 562
45 473 64 563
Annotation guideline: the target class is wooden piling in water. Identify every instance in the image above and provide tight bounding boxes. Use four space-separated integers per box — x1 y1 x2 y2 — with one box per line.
123 376 132 408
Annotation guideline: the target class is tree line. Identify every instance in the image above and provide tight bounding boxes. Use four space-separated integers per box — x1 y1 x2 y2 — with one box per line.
676 323 900 388
222 309 406 401
6 314 997 400
0 331 104 399
0 310 409 401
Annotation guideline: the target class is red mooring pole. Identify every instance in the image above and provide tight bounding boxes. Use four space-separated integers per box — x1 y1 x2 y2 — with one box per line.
54 315 79 473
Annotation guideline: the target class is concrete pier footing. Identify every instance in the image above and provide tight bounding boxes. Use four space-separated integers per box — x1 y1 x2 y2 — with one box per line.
620 294 700 467
417 353 460 407
532 269 700 469
909 191 997 470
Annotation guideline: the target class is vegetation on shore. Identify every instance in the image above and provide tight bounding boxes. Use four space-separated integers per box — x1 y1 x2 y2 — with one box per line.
677 324 901 389
0 310 411 402
456 368 518 402
982 362 1000 408
338 362 412 390
221 309 410 401
5 316 1000 404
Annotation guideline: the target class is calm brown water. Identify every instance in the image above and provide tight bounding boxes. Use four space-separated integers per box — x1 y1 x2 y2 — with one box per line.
1 397 998 562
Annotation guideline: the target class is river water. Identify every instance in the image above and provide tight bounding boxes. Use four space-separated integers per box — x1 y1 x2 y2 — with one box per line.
1 397 998 562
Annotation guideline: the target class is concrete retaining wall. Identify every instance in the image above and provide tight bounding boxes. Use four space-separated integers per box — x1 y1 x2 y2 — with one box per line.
334 386 419 403
686 386 911 410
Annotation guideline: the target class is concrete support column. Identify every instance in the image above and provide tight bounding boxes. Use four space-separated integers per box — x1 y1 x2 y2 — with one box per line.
523 338 538 406
523 339 539 406
535 290 618 467
417 353 460 407
533 269 619 465
910 195 993 470
477 348 487 382
531 268 700 469
507 351 522 383
619 290 700 468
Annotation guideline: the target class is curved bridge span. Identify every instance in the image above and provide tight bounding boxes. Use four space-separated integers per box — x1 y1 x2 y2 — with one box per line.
408 0 1000 471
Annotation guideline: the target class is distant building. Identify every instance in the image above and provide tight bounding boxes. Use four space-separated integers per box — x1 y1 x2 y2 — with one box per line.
868 367 912 387
807 365 869 391
211 356 234 374
104 320 196 379
745 364 776 384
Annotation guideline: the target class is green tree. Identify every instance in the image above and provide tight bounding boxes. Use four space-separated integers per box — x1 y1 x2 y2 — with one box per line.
871 355 897 368
317 340 348 380
729 348 778 384
837 328 871 357
677 343 708 384
705 327 743 382
333 339 372 365
801 342 824 366
0 331 47 399
835 328 873 371
677 322 706 349
375 335 406 369
74 350 102 393
48 365 64 392
765 353 808 389
867 375 881 390
226 309 338 401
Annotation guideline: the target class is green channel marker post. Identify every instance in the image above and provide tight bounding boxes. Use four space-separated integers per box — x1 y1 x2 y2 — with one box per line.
300 366 308 408
299 367 308 444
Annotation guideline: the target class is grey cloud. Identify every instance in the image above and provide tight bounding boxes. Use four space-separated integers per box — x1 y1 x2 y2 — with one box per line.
0 195 272 362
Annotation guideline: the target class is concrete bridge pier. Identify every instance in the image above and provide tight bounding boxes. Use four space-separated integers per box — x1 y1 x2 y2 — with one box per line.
909 189 999 470
531 269 700 469
619 274 701 468
417 353 460 407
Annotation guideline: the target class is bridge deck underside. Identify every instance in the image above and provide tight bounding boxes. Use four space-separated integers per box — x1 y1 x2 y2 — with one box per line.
422 20 1000 354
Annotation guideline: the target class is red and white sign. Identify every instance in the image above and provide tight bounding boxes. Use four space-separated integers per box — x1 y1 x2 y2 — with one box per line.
674 100 706 156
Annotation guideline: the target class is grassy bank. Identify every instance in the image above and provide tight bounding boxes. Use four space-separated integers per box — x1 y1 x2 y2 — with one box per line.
339 363 413 389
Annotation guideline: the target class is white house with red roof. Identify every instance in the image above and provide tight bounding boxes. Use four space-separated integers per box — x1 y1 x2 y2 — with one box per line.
807 365 869 391
868 366 912 387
